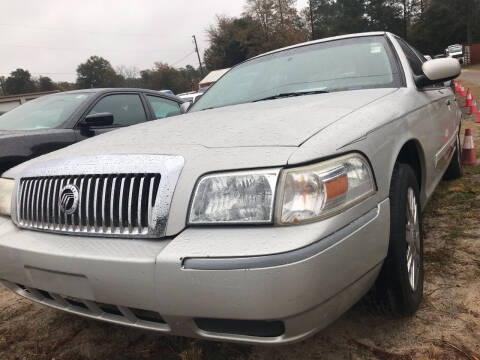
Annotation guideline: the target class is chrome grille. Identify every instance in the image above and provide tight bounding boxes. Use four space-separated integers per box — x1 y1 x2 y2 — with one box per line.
17 174 161 237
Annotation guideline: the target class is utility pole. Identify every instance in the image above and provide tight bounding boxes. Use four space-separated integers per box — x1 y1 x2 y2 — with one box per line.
192 35 204 76
309 0 315 40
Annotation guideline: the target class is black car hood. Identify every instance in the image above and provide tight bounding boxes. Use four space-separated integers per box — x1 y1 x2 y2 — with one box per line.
0 129 58 138
0 129 78 175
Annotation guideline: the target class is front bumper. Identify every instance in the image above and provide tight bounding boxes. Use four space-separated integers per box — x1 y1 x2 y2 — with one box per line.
0 199 389 345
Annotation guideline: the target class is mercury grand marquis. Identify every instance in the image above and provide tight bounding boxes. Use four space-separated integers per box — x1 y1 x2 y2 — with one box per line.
0 32 462 344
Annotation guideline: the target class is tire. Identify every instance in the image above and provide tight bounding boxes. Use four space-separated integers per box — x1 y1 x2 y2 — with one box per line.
443 133 463 180
370 163 424 316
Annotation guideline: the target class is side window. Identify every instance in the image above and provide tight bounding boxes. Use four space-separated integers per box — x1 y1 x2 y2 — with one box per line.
146 95 181 119
88 94 147 126
397 38 424 76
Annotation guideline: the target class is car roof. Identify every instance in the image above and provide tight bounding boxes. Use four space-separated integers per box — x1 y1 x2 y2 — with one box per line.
250 31 388 61
60 88 184 102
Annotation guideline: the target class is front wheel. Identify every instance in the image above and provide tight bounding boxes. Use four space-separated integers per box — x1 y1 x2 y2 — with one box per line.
371 163 424 316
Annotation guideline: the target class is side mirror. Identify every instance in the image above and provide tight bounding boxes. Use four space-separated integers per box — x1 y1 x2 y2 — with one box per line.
415 58 461 87
180 102 191 114
82 112 114 127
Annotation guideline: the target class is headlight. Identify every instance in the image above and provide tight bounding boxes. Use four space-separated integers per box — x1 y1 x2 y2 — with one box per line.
278 154 375 224
189 169 280 224
0 178 15 217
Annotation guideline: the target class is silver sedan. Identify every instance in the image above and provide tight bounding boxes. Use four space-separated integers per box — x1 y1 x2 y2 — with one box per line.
0 32 462 344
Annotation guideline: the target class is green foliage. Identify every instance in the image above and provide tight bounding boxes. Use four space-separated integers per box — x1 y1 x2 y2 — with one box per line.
76 55 123 89
141 63 197 94
37 76 55 92
4 69 36 95
204 0 308 71
409 0 476 54
204 16 266 70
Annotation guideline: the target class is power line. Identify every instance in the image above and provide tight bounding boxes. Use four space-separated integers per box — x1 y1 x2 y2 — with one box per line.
0 23 162 38
0 43 180 53
171 51 196 67
0 72 76 76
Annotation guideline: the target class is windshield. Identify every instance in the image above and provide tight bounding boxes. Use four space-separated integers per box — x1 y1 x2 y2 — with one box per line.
191 36 400 112
0 92 91 131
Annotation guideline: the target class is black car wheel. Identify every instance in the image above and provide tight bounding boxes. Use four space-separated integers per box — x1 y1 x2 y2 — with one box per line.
370 163 424 316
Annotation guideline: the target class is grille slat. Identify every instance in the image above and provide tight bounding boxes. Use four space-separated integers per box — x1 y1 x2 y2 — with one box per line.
78 177 85 231
119 177 126 233
30 180 38 226
101 177 108 232
18 174 161 238
148 177 154 226
46 179 53 227
93 178 100 232
128 178 135 234
21 180 28 221
137 177 145 233
52 178 59 228
57 179 64 229
86 178 92 231
110 177 117 234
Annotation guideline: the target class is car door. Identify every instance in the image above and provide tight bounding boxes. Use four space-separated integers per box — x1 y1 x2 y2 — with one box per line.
76 92 149 139
144 94 182 120
396 38 457 184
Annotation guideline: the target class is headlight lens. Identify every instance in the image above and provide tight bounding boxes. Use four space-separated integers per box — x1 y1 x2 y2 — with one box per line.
189 169 280 224
278 154 375 224
0 178 15 217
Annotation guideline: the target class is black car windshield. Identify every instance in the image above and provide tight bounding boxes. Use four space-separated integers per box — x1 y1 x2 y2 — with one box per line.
191 36 401 112
0 92 91 130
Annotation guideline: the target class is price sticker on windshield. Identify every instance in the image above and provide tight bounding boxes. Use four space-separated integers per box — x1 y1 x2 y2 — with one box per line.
370 44 382 54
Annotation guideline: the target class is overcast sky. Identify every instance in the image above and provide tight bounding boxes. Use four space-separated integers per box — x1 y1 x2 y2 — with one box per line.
0 0 309 82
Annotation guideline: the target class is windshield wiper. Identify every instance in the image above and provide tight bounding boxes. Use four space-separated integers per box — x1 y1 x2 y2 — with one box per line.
253 90 329 102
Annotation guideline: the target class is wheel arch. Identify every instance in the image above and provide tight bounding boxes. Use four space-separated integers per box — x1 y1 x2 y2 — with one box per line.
392 139 426 206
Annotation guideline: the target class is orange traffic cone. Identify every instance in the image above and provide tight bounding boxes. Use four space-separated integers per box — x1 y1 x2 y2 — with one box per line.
470 98 479 115
460 84 466 97
454 81 459 93
461 129 478 166
466 90 473 107
476 113 480 123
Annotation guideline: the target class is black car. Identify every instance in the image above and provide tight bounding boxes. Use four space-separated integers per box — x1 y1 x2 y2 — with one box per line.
0 88 184 174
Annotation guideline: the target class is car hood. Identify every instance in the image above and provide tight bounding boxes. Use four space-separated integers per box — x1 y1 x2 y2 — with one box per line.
3 88 395 179
144 88 394 148
0 130 35 138
0 129 65 138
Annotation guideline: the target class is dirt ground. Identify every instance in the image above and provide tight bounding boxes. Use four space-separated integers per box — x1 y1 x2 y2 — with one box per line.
2 79 480 360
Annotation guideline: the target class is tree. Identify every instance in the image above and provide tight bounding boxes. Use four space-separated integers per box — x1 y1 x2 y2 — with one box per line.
0 76 6 96
334 0 368 34
4 69 36 95
245 0 308 48
140 62 191 94
364 0 404 35
245 0 275 41
55 82 76 92
76 56 122 89
204 16 265 70
37 76 56 92
308 0 338 39
178 65 203 92
116 65 142 87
